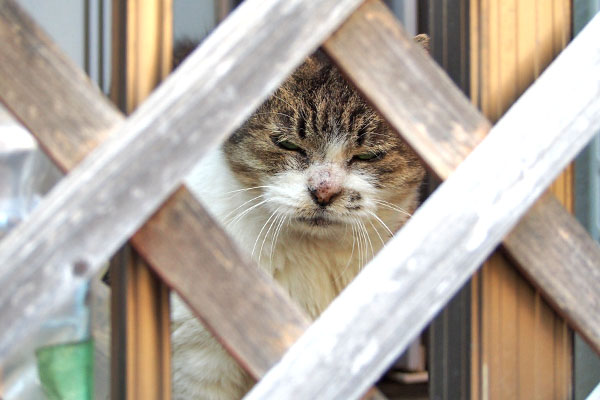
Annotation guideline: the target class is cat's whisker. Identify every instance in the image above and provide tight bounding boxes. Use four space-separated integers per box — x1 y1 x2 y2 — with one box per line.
359 219 375 261
222 185 274 196
258 209 283 266
269 214 288 270
223 194 265 222
266 213 287 267
352 216 366 269
374 199 413 218
268 214 282 255
367 218 386 248
358 220 371 267
350 218 360 270
347 223 357 267
367 210 395 238
251 207 280 258
227 198 275 228
337 220 358 283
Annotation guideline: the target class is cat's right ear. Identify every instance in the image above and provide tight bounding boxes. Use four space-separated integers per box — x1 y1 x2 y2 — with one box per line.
294 49 331 78
173 38 199 70
413 34 431 54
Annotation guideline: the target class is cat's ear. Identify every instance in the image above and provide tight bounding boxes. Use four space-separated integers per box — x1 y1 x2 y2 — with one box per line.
413 34 431 54
294 49 332 79
304 49 331 71
296 35 429 78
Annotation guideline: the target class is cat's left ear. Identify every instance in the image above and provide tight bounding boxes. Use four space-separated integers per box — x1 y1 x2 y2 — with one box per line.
294 49 332 79
413 34 431 54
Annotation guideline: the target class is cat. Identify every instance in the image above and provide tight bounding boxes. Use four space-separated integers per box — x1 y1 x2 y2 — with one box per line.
173 39 428 400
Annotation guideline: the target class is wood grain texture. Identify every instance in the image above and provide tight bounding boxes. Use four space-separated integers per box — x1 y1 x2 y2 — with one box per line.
110 250 172 400
108 1 173 398
0 0 363 361
324 0 599 355
504 192 600 354
246 8 600 400
472 1 574 397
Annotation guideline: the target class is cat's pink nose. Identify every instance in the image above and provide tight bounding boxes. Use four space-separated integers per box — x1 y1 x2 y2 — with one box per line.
308 169 342 207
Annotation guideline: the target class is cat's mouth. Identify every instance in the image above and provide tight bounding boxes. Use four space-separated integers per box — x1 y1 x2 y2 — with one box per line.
296 216 339 227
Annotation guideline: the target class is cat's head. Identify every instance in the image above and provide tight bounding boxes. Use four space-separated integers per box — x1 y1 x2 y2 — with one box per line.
224 48 426 238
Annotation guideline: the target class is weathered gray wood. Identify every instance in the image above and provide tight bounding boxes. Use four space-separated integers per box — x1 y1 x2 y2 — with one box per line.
0 0 311 380
245 10 600 400
324 0 600 354
0 0 363 359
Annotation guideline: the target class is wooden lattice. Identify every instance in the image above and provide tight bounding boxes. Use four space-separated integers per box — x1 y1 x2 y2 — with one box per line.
0 0 599 398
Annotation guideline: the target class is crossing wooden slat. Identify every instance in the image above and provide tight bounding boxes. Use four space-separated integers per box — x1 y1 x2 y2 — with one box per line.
246 5 600 399
0 0 361 364
324 0 600 354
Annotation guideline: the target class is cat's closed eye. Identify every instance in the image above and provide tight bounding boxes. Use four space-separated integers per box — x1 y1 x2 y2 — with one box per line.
351 152 384 162
271 136 306 155
277 139 302 151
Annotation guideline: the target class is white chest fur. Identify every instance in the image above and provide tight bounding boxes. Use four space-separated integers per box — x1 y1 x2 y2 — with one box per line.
172 148 411 399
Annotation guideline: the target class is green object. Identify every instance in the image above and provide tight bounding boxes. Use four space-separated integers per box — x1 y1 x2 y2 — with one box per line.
35 339 94 400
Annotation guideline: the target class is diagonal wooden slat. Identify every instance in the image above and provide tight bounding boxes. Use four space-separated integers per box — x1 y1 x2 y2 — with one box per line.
246 7 600 400
0 0 363 362
323 0 600 354
0 0 311 379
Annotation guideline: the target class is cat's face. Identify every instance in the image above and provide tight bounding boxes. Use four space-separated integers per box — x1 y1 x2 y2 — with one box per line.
224 52 425 238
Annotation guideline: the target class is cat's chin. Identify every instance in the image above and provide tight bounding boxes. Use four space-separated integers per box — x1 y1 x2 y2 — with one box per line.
288 215 347 238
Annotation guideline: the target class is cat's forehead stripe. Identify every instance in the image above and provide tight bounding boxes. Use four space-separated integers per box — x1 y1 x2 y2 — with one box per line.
325 139 347 162
297 116 306 139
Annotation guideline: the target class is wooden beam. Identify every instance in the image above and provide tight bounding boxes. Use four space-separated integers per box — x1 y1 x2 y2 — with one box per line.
109 1 172 399
246 6 600 399
0 0 363 361
323 0 600 354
